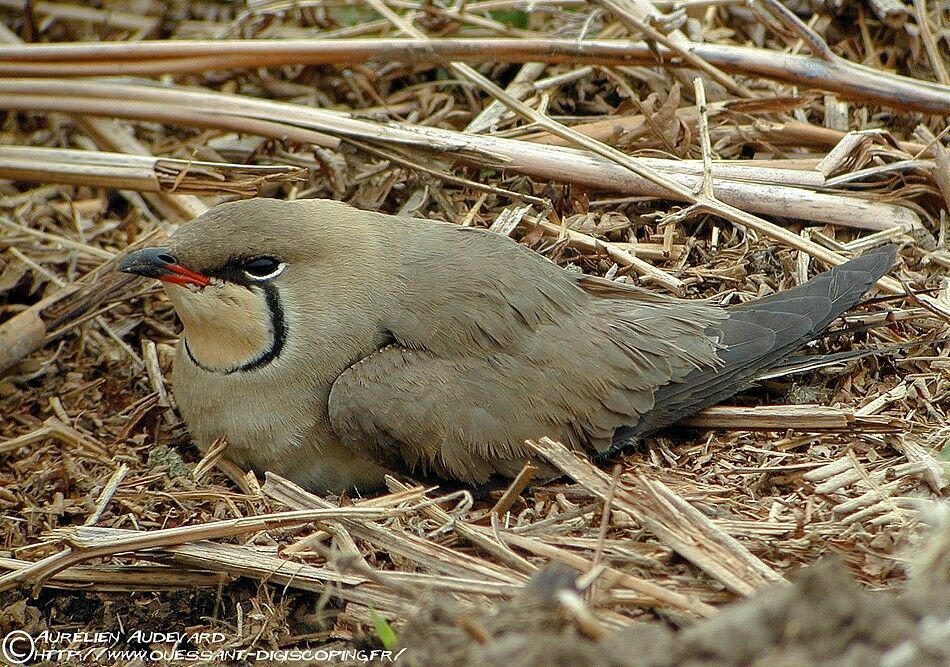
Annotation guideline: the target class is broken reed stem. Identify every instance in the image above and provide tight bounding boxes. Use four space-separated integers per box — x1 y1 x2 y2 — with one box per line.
0 506 413 593
527 437 785 596
595 0 756 99
0 80 922 232
0 37 947 112
0 145 304 194
0 556 230 592
491 462 540 517
680 404 896 431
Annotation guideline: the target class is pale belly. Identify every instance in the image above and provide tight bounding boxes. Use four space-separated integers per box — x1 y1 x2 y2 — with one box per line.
170 346 390 493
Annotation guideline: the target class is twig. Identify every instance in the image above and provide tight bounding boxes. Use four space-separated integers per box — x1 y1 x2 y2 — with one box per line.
83 464 129 526
912 0 950 86
525 215 686 292
590 465 621 574
596 0 755 99
760 0 835 62
694 77 715 200
491 462 539 517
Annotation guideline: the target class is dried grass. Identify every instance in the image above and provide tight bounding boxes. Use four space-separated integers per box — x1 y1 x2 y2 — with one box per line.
0 0 948 659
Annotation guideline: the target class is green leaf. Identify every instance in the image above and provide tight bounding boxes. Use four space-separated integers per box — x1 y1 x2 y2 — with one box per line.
489 10 529 29
369 607 397 650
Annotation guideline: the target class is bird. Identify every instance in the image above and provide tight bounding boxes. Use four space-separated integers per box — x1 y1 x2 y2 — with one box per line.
118 197 896 494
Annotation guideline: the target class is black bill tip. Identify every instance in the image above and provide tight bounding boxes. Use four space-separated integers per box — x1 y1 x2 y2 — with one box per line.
117 247 178 279
117 248 210 288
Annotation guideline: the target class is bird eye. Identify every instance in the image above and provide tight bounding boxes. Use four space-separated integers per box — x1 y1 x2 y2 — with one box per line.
243 257 284 280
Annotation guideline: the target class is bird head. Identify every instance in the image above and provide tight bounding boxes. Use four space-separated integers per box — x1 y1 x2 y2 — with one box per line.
118 198 363 374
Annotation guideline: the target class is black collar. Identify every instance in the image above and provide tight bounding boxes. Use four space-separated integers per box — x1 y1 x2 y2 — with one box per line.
184 283 287 374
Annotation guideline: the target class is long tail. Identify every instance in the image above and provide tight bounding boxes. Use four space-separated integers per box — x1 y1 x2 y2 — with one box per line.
617 245 897 442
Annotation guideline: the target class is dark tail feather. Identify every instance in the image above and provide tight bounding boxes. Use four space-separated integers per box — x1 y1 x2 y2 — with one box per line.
615 245 897 443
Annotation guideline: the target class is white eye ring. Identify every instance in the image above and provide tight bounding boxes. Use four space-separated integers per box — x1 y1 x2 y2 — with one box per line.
243 259 286 281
